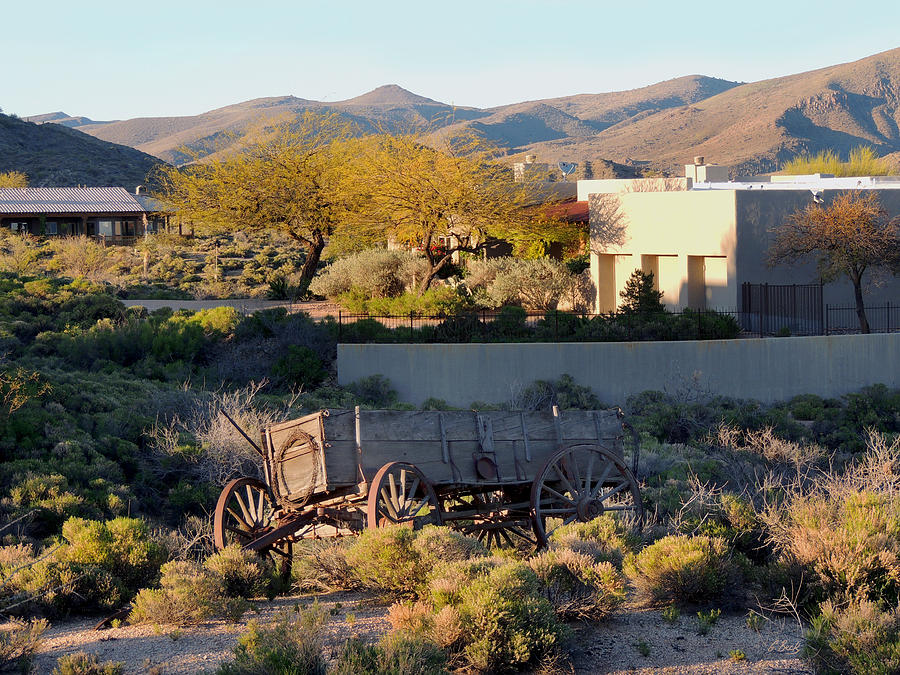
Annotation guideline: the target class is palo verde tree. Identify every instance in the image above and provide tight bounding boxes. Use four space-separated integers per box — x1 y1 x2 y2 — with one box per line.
769 191 900 333
340 130 575 294
0 171 28 188
154 112 353 291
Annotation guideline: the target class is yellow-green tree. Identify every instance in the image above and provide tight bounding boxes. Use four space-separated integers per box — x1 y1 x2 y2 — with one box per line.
0 171 28 187
154 113 353 290
769 191 900 333
341 131 576 293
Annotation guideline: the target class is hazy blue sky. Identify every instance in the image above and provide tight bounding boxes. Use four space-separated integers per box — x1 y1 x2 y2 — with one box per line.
5 0 900 119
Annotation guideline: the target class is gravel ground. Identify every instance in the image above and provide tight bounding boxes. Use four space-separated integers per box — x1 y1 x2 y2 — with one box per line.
23 591 389 674
17 598 812 674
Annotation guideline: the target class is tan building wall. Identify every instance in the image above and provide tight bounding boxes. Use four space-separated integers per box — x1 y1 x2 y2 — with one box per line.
588 186 900 313
589 190 737 312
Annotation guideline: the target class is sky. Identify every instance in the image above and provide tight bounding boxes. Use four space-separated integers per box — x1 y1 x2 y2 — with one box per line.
4 0 900 120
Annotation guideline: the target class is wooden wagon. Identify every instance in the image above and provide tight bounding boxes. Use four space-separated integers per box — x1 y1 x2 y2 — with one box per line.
213 407 642 579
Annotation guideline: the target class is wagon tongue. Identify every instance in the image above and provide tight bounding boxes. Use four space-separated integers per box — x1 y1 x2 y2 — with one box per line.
220 408 265 457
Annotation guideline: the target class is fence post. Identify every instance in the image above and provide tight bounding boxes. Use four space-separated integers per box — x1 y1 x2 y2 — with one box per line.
555 311 559 341
409 311 414 337
824 305 829 336
338 311 342 341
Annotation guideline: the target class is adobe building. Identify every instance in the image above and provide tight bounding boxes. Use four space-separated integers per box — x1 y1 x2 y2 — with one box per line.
0 186 168 243
579 159 900 319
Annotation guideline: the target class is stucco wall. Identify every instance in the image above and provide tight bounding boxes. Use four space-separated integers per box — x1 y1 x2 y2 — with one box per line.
338 334 900 408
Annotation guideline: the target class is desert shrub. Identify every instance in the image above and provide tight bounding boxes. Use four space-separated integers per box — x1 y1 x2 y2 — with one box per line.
804 600 900 674
451 561 569 672
764 432 900 605
52 651 124 675
0 619 47 673
527 548 627 620
345 526 484 598
509 374 601 411
47 236 112 282
59 516 167 594
474 257 576 311
204 545 274 599
347 375 399 408
549 515 641 567
129 560 247 626
292 540 356 592
310 249 428 301
270 345 327 389
781 146 896 177
216 605 328 675
332 634 447 675
625 534 746 606
345 527 422 596
333 633 447 675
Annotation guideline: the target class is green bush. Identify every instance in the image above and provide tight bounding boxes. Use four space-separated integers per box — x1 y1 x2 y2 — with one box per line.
60 516 167 594
625 535 746 606
332 634 447 675
0 619 47 674
550 515 641 567
805 600 900 674
52 651 124 675
204 545 275 600
216 605 328 675
270 345 327 389
527 548 627 620
129 560 247 626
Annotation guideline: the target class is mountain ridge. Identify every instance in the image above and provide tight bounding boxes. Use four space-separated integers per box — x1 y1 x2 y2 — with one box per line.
21 48 900 176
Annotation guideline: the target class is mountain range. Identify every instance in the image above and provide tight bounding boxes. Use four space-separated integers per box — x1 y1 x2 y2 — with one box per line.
11 46 900 186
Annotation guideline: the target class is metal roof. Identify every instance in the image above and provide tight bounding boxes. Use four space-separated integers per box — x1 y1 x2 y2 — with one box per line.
0 187 147 214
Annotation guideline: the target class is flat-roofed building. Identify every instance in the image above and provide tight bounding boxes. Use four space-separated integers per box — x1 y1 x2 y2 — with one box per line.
581 163 900 318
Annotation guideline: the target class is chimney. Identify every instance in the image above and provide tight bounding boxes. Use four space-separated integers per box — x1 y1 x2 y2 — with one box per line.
693 156 705 166
135 185 144 195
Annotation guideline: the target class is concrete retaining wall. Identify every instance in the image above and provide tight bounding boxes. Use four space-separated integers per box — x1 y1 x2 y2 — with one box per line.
337 333 900 407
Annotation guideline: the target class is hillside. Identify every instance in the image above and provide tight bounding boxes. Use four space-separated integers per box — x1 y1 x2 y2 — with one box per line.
0 113 163 187
522 47 900 174
28 78 736 168
23 47 900 175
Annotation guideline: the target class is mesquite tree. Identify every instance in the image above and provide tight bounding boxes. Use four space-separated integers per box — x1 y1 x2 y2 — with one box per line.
769 191 900 333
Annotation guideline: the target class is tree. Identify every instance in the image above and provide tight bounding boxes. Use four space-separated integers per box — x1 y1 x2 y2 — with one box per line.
0 171 28 188
153 113 352 291
619 269 665 314
340 131 572 294
769 191 900 333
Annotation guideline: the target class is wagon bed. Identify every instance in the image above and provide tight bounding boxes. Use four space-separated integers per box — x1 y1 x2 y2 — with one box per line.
214 406 642 577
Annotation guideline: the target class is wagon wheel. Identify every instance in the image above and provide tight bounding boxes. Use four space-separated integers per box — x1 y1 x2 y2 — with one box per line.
214 477 292 585
531 444 642 548
443 490 537 549
367 462 442 530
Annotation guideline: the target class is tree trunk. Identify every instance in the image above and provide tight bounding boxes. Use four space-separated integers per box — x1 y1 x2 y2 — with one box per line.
418 253 453 295
852 276 870 334
297 230 325 293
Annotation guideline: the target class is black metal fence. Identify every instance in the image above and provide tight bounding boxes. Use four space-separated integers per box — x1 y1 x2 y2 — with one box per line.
332 302 899 343
741 282 824 335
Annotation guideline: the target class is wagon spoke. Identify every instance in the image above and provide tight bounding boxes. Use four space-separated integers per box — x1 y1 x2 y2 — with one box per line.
245 486 259 522
540 484 576 506
552 463 579 498
405 477 420 511
541 507 579 515
589 463 614 499
380 487 399 520
597 481 629 503
604 505 638 512
568 451 583 494
234 492 254 526
224 524 252 538
226 507 250 529
388 473 399 511
583 453 596 493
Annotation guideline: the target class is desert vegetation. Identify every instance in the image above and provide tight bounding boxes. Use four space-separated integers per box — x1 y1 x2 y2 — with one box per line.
0 259 896 671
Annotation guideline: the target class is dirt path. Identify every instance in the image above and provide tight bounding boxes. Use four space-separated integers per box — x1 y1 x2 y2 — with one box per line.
21 599 810 674
121 299 345 319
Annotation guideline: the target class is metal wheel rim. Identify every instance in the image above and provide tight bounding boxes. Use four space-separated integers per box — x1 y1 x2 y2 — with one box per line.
366 462 442 530
530 444 643 548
